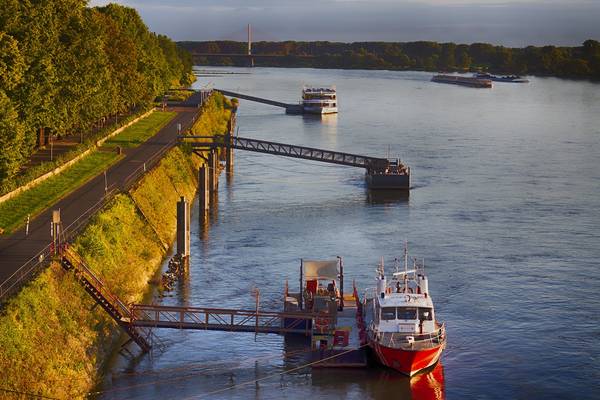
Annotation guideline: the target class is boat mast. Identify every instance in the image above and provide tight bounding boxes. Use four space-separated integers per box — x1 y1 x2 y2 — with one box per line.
404 242 408 293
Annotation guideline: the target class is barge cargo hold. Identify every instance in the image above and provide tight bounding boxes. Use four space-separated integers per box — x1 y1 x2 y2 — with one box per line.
432 74 492 88
366 158 410 190
474 72 529 83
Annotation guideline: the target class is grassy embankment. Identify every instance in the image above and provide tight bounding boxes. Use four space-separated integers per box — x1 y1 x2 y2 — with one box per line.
0 112 176 234
0 93 232 399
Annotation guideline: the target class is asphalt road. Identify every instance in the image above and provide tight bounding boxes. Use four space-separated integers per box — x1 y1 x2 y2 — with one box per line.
0 92 203 293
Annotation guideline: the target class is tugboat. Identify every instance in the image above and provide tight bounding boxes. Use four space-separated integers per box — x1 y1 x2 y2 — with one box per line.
473 72 529 83
362 248 446 376
302 86 338 114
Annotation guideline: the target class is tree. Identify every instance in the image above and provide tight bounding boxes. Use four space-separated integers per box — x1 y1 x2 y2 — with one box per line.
0 91 26 183
0 32 25 92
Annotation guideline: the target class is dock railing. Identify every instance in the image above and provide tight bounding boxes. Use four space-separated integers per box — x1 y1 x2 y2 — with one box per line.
130 304 330 336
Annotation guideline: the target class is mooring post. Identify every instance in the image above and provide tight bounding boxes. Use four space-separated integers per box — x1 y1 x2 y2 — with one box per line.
176 196 190 265
208 149 218 193
198 165 209 213
226 119 235 175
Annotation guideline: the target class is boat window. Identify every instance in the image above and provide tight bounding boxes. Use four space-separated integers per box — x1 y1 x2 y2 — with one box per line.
397 307 417 320
418 307 433 320
381 307 396 320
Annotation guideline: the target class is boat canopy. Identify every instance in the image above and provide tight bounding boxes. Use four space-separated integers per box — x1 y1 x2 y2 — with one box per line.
303 260 339 280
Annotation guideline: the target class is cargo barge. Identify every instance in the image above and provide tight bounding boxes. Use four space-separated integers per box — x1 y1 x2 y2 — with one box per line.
432 74 492 88
474 72 529 83
366 158 410 190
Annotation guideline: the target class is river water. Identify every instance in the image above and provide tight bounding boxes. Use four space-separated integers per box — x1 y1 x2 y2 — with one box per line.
99 68 600 399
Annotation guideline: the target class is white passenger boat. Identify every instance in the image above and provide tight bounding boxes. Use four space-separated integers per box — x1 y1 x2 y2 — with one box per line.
302 86 338 114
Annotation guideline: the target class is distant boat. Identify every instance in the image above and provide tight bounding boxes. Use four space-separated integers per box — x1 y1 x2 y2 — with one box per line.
431 74 492 88
302 86 338 114
473 73 529 83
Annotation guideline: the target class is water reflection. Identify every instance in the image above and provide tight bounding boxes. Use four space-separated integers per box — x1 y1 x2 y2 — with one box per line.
283 335 445 400
311 362 445 400
367 189 410 205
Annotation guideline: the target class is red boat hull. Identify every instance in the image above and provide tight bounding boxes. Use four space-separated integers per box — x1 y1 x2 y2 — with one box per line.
369 339 444 376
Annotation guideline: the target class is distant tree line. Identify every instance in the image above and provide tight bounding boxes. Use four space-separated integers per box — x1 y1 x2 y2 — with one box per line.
0 1 194 184
179 40 600 80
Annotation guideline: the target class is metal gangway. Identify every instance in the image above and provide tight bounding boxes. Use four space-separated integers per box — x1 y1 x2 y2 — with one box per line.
60 249 329 353
215 89 303 113
131 305 319 335
181 134 391 172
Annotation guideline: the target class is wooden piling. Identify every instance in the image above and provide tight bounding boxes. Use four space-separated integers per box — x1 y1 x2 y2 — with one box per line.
198 165 209 212
208 149 218 193
176 196 190 259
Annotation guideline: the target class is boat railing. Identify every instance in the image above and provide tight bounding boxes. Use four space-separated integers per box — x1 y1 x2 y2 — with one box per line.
378 323 445 349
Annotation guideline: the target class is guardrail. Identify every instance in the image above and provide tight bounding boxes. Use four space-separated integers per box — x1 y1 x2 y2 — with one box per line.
131 304 330 336
0 96 207 305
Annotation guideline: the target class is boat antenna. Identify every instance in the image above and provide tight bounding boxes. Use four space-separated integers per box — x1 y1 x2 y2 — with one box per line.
404 241 409 293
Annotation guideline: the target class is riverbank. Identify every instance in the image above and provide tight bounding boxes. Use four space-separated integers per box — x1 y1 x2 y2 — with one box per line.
180 39 600 80
0 93 233 399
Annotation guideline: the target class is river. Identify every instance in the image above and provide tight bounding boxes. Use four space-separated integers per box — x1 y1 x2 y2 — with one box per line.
98 68 600 399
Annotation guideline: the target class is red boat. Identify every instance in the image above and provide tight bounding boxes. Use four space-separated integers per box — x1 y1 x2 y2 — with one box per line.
360 248 446 376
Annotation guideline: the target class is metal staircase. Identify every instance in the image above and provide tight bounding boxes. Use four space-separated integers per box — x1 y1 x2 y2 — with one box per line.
60 249 152 352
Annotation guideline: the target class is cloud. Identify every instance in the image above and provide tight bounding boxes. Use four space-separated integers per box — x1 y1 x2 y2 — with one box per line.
88 0 600 46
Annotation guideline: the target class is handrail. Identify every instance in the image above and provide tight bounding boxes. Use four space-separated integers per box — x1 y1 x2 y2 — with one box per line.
375 323 446 350
131 304 326 320
63 248 132 318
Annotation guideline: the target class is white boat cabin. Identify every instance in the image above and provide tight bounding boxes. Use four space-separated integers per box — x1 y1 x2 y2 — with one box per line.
372 259 437 336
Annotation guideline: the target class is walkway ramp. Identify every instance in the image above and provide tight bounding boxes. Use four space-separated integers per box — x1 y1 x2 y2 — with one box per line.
182 135 390 171
60 248 330 352
131 304 321 336
215 89 303 113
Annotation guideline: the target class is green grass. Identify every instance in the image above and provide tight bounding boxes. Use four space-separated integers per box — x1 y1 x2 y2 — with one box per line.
103 111 176 149
0 151 120 234
166 89 194 102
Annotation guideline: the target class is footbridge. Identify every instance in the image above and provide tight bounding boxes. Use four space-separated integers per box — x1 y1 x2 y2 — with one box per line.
181 135 391 172
215 89 303 114
60 248 328 353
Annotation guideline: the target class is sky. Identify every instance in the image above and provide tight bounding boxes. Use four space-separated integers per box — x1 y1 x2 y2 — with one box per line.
88 0 600 47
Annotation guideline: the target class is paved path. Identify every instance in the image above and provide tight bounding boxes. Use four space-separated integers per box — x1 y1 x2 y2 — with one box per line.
0 92 204 297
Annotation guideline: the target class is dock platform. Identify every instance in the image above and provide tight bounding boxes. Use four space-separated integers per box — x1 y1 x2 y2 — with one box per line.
311 296 368 368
